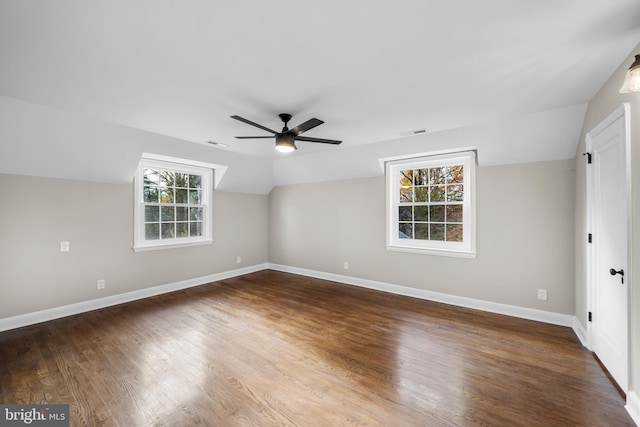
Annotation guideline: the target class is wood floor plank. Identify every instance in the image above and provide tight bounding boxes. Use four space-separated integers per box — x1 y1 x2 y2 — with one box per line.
0 270 634 426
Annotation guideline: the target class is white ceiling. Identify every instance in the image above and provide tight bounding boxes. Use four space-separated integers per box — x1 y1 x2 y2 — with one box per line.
0 1 639 188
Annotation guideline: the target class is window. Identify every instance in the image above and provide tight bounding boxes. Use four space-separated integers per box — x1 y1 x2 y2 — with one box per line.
134 154 217 252
385 150 476 258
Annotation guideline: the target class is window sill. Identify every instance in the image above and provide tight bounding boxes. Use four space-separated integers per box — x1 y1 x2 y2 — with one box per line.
133 239 213 252
386 245 476 259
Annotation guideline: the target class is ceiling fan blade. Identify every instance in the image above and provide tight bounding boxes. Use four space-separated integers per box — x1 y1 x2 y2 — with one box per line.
288 118 324 136
230 115 277 134
234 136 274 139
296 136 342 145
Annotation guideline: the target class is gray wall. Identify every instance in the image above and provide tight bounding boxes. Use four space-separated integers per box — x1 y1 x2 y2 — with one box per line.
269 159 575 314
0 173 269 318
574 43 640 402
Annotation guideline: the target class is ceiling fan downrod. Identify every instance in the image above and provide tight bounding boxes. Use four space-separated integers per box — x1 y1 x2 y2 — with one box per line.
278 113 292 132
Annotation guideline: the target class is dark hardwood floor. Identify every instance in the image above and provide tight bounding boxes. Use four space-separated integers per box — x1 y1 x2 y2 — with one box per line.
0 270 633 426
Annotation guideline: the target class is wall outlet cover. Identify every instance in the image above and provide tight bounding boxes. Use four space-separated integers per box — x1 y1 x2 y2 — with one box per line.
537 289 548 301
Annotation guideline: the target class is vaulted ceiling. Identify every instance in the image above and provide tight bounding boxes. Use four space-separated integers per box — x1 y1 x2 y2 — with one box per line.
1 1 639 193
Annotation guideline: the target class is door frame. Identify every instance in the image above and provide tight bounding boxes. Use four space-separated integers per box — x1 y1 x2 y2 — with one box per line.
584 103 631 392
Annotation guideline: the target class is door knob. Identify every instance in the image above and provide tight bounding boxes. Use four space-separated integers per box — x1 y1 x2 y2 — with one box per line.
609 268 624 284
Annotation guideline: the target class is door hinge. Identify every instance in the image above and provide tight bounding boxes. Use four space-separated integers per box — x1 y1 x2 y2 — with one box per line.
588 233 592 243
583 152 592 164
588 312 592 322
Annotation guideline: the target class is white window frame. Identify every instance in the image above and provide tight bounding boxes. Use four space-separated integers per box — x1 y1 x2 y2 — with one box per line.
133 153 224 252
385 150 477 258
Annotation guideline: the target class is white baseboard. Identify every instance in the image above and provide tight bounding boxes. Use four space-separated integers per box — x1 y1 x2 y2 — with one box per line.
0 263 269 333
268 263 575 327
572 317 589 348
0 263 577 333
627 391 640 426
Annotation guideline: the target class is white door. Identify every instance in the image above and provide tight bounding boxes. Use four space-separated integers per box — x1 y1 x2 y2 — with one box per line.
587 104 629 392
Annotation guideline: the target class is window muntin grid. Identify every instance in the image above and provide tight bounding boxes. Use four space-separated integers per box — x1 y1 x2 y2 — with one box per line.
397 165 464 242
142 169 204 241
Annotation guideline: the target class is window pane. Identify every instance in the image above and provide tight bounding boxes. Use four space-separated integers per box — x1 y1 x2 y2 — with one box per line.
143 186 158 203
161 188 174 203
399 223 413 239
447 184 464 202
449 165 464 183
399 187 413 203
190 222 202 237
446 205 463 222
176 206 188 221
190 207 203 221
430 224 445 241
399 206 413 221
161 223 175 239
430 205 445 222
430 186 445 202
143 169 160 185
161 206 175 221
176 222 189 237
415 187 429 202
399 170 413 187
189 190 201 204
443 165 464 183
413 169 428 186
446 224 463 242
160 171 175 187
414 206 429 221
189 174 202 189
175 188 188 204
145 223 160 240
174 173 188 188
430 168 445 184
145 206 159 222
415 223 429 240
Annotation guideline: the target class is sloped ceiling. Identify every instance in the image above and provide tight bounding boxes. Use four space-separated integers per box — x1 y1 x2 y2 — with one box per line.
0 1 639 193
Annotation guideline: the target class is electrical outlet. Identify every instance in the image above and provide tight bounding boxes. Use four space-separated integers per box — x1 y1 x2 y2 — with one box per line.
97 279 105 290
60 241 70 252
537 289 548 301
236 256 242 264
344 262 349 270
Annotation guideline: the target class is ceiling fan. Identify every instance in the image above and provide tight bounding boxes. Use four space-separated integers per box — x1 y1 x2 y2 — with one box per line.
231 113 342 153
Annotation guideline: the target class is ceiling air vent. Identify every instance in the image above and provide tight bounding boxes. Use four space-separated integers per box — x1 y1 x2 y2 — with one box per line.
207 141 229 148
399 128 429 137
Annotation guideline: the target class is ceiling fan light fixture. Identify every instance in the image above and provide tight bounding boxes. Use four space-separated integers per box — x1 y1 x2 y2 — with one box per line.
620 54 640 93
275 133 297 153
